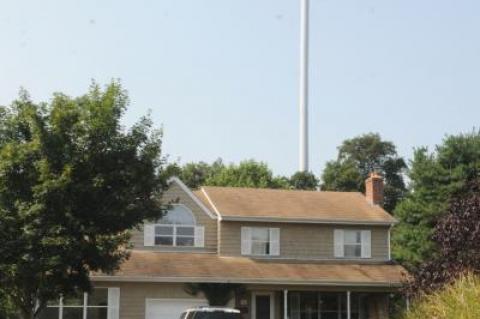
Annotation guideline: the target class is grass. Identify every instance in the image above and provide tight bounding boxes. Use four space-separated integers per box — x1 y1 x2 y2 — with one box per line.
401 274 480 319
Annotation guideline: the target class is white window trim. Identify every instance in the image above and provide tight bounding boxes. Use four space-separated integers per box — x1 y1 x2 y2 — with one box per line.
160 204 197 225
251 228 270 256
153 224 196 247
334 229 372 259
343 230 362 258
43 288 113 319
241 227 280 257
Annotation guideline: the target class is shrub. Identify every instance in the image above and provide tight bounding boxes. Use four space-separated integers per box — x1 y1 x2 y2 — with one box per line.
402 274 480 319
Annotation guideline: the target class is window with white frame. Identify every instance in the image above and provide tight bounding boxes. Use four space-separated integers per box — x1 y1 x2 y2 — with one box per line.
334 229 371 259
38 288 119 319
241 227 280 256
344 230 362 258
251 227 270 255
144 204 204 248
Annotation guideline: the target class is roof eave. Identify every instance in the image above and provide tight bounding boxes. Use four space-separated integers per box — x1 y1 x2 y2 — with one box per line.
90 275 403 288
219 215 396 226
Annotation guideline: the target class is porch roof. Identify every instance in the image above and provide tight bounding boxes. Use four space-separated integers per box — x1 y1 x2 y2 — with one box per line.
92 251 407 288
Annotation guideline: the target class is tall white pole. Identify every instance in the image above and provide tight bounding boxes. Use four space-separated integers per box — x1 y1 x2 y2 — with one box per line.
299 0 309 172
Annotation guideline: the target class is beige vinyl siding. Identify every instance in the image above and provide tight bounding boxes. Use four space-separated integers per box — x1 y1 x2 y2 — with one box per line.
130 182 217 252
94 282 201 319
219 221 389 260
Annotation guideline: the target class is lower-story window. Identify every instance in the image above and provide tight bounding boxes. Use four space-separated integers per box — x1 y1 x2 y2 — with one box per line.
39 288 113 319
288 292 372 319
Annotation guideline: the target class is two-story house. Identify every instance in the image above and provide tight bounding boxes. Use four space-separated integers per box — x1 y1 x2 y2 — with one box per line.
41 173 405 319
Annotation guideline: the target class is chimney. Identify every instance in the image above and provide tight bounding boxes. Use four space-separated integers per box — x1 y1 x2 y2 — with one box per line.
365 172 384 206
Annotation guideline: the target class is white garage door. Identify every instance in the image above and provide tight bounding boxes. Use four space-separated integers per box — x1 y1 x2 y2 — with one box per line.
146 298 208 319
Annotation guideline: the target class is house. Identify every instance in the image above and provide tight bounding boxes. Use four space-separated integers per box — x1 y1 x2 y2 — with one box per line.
41 173 406 319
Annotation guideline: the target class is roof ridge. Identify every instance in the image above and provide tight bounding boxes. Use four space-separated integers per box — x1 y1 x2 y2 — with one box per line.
201 185 363 195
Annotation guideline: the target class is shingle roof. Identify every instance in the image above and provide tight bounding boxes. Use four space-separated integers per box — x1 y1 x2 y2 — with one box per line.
92 251 406 287
194 187 396 224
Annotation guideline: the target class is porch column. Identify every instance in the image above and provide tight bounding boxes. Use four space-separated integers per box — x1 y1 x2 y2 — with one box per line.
283 289 288 319
346 291 351 319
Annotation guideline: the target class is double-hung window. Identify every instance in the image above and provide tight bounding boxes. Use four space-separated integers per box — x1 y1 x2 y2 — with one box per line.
344 230 362 258
144 204 204 248
154 224 195 246
334 229 371 259
241 227 280 256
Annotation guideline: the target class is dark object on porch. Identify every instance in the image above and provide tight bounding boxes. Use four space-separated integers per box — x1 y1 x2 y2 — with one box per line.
184 283 246 306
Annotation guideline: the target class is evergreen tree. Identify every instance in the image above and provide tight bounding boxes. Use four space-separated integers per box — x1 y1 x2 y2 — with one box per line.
393 131 480 268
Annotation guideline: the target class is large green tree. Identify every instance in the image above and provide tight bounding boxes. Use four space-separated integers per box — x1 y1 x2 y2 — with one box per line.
0 83 165 319
392 131 480 268
321 133 407 212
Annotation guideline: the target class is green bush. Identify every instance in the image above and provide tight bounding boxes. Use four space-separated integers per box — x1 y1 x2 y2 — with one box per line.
402 274 480 319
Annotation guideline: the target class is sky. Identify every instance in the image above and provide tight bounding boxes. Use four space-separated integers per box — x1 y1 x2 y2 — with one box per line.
1 0 479 177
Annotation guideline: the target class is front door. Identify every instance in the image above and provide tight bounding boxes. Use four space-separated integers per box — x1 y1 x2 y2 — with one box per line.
252 293 274 319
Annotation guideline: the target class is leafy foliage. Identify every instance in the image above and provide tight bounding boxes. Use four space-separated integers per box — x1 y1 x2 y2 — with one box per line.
184 283 245 306
407 179 480 294
321 133 406 212
204 160 278 188
401 274 480 319
165 159 318 190
0 82 165 318
392 131 480 268
289 171 319 190
163 159 224 189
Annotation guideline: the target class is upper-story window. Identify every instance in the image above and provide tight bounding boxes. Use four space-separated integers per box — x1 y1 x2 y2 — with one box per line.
144 204 204 248
334 229 371 259
241 227 280 256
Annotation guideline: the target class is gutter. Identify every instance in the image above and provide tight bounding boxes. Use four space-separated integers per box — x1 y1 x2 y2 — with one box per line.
219 216 396 226
90 276 403 288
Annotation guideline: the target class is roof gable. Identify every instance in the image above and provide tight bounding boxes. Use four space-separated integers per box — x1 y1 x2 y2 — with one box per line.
167 177 217 219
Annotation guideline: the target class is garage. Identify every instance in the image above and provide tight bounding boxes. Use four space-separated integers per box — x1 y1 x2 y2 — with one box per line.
145 298 208 319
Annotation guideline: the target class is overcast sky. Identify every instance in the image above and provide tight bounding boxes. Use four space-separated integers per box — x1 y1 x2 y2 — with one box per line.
1 0 479 176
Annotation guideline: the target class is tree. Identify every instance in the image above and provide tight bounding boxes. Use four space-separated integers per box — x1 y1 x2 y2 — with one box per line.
205 160 277 188
289 171 318 190
165 159 320 190
184 283 245 306
407 179 480 294
321 133 407 212
392 131 480 268
163 159 225 189
0 82 165 319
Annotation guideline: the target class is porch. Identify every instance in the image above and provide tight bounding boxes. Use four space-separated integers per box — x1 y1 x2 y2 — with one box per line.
238 289 390 319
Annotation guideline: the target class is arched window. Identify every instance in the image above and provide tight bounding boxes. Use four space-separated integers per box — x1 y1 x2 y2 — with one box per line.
158 204 196 225
154 205 196 246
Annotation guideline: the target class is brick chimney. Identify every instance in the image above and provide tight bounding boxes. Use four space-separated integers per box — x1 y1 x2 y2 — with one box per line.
365 172 384 206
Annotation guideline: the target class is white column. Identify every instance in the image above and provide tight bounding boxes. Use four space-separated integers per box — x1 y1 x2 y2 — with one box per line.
284 289 288 319
83 292 88 319
346 291 351 319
